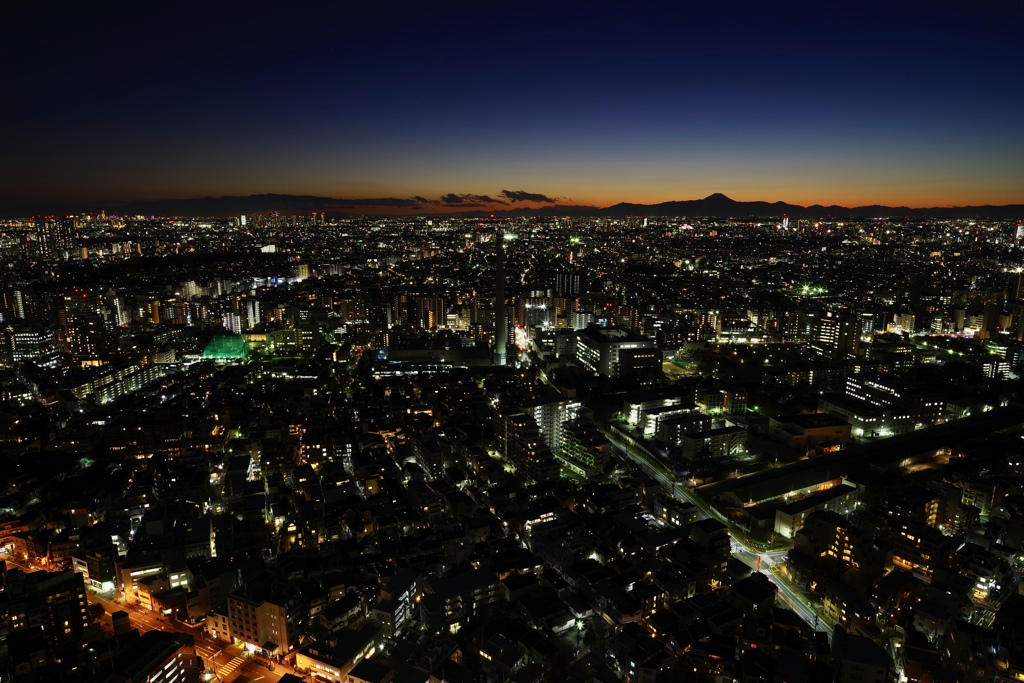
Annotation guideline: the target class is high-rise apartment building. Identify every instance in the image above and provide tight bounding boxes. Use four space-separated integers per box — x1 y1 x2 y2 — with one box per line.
1007 270 1024 301
60 292 108 359
35 218 73 261
4 569 90 658
494 407 559 482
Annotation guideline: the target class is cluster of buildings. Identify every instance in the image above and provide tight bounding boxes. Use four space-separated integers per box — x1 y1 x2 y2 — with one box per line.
1 209 1024 682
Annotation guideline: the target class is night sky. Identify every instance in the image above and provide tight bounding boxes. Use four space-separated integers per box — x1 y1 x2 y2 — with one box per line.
3 0 1023 213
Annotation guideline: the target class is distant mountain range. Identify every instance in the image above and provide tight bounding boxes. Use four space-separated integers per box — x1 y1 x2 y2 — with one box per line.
486 193 1024 220
5 192 1024 219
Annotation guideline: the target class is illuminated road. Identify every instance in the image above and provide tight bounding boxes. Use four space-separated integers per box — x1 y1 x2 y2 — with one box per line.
0 548 298 683
608 431 834 641
85 591 291 683
765 568 833 639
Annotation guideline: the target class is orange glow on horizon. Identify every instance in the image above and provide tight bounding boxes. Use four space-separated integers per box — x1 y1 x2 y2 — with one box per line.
339 188 1024 215
33 182 1020 217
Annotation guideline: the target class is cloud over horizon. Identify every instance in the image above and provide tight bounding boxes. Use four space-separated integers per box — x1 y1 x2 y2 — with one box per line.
439 193 509 207
500 189 558 204
0 190 570 216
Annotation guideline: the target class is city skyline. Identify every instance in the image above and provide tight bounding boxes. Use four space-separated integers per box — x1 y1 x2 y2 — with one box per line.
6 2 1024 679
5 208 1024 683
6 190 1024 221
3 2 1023 213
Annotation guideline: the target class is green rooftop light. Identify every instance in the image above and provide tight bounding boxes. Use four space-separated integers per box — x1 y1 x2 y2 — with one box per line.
202 335 249 360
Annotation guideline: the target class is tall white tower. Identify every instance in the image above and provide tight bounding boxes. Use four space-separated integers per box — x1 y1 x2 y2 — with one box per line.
494 227 508 366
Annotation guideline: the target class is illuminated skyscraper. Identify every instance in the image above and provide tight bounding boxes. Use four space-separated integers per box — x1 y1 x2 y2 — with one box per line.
1007 269 1024 301
810 311 856 358
60 291 108 359
555 268 581 297
494 227 508 366
0 289 27 320
36 218 73 261
2 325 59 367
223 311 244 334
246 299 261 327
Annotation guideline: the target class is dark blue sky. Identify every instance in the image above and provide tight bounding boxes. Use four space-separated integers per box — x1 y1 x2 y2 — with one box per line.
3 0 1023 212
